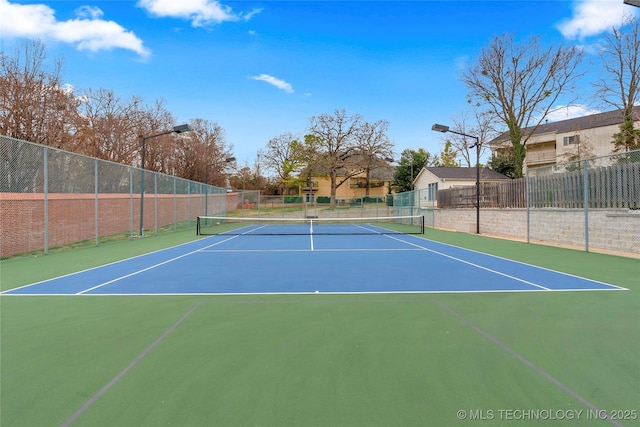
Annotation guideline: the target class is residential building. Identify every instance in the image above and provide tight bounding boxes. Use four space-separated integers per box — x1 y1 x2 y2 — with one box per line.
302 165 395 202
490 107 639 171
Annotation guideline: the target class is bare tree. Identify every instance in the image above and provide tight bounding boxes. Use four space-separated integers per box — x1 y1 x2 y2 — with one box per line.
354 119 394 196
462 34 584 177
184 118 231 186
307 109 363 207
73 88 144 164
595 16 640 152
561 130 596 163
449 108 497 167
0 40 77 148
132 99 176 174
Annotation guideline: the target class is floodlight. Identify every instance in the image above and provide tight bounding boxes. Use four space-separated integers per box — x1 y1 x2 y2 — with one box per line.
172 124 191 133
431 123 450 133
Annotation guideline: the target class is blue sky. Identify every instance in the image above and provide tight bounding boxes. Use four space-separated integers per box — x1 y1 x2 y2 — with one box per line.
0 0 636 166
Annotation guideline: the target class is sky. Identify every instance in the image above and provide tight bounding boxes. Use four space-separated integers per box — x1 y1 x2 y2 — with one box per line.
0 0 637 166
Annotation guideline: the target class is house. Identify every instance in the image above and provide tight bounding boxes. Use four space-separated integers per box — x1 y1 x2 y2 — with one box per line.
413 167 511 206
303 165 395 202
490 107 640 171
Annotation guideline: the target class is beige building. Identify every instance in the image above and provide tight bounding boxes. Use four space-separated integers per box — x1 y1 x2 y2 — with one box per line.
490 107 638 171
302 166 395 202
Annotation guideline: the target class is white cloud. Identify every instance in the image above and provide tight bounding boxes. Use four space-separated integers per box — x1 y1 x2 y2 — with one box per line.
74 5 104 20
557 0 632 39
542 104 601 123
137 0 261 27
250 74 294 94
0 0 149 57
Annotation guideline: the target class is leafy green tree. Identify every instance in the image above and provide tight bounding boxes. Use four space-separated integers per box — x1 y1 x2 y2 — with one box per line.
439 141 460 167
612 118 640 152
263 132 307 194
392 148 437 192
487 151 518 179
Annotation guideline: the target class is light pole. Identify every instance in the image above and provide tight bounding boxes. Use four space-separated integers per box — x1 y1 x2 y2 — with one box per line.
223 156 236 191
139 124 191 237
432 123 480 234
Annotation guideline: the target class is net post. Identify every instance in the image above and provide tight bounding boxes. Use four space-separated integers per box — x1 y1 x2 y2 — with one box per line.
420 215 425 234
196 216 201 235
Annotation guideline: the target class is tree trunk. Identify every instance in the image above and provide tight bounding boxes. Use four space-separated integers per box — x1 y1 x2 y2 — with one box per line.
330 172 337 208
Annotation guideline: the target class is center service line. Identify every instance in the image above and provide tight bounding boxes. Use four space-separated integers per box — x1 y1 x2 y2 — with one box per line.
435 300 625 427
60 302 203 427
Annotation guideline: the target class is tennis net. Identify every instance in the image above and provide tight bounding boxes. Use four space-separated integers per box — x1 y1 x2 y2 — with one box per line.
196 215 425 236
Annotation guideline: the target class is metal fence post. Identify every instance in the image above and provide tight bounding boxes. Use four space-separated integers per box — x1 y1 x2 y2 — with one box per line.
129 167 134 238
526 168 530 244
43 147 49 254
583 159 589 253
154 173 158 235
95 159 99 246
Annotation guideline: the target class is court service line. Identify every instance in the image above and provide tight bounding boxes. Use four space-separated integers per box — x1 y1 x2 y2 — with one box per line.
76 236 240 295
0 236 229 295
435 300 625 427
383 234 551 291
60 302 203 427
411 234 629 291
199 248 423 253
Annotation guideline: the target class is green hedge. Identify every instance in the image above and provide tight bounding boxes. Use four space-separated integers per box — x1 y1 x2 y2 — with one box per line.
283 196 303 203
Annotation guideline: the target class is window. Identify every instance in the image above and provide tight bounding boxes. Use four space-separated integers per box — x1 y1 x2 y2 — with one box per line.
427 182 438 201
563 135 580 146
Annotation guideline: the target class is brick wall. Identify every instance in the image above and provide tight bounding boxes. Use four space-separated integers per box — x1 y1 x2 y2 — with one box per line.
0 192 238 257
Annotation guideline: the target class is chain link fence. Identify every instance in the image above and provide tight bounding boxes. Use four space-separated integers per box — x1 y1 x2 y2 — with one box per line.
391 189 436 228
4 136 637 258
402 149 639 256
230 194 395 219
526 149 639 255
0 136 230 258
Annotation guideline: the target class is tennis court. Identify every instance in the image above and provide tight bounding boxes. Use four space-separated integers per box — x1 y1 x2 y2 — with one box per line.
1 221 638 426
1 216 626 296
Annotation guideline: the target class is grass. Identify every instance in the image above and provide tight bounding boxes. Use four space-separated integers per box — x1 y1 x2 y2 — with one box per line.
1 228 639 426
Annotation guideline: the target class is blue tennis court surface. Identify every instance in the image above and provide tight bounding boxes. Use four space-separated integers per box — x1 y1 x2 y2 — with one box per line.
2 231 626 295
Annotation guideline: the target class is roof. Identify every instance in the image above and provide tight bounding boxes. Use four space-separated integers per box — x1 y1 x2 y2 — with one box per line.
303 156 395 181
424 167 510 180
491 106 640 144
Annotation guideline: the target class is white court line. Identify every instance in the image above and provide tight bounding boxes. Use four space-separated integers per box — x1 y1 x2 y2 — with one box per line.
3 287 626 297
381 231 628 291
76 235 240 294
382 232 552 291
0 237 224 294
199 248 423 253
